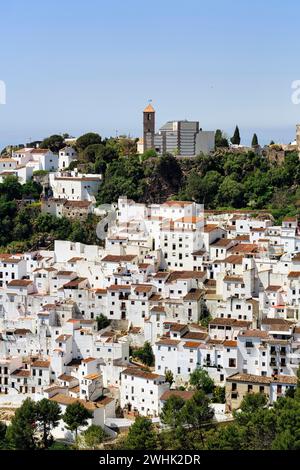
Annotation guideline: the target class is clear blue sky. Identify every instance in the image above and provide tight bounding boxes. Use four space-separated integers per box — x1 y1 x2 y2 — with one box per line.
1 0 300 148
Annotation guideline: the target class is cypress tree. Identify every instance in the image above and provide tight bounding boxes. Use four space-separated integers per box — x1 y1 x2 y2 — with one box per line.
231 126 241 145
251 133 258 147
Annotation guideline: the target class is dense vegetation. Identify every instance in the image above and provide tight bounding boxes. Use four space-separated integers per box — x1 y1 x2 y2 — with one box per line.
67 131 300 222
1 370 300 450
131 341 155 367
0 398 104 450
0 176 100 252
1 130 300 252
179 150 300 217
112 368 300 451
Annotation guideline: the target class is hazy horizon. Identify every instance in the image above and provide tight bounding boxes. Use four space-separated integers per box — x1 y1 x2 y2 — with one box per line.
1 0 300 150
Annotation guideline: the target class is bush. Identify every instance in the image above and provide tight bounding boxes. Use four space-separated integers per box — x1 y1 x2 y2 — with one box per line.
96 314 111 331
132 342 155 367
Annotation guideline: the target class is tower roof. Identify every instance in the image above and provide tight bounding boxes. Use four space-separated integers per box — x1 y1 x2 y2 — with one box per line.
144 103 155 113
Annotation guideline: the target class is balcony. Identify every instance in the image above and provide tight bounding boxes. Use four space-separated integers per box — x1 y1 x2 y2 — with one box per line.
270 360 277 367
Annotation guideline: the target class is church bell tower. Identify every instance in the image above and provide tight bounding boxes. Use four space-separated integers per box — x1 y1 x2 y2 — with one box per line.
143 102 155 151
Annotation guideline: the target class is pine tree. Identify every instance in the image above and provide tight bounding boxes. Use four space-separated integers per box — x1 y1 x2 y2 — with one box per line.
6 398 38 450
63 402 92 439
124 417 158 450
215 129 229 148
231 126 241 145
35 398 61 449
251 133 258 147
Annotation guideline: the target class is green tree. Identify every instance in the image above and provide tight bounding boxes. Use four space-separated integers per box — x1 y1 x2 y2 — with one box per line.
156 154 183 191
82 424 106 449
165 370 174 387
212 386 226 403
0 421 7 441
63 402 92 438
142 149 157 159
6 398 37 450
180 390 214 448
67 160 80 171
96 313 111 331
97 156 145 204
0 200 17 246
160 395 185 429
0 421 7 449
272 429 300 450
183 170 223 206
239 392 268 414
40 134 64 153
206 424 244 450
48 441 72 450
189 368 214 394
35 398 61 449
271 396 300 449
199 299 212 327
0 175 22 201
22 180 43 199
116 137 137 157
34 213 72 239
68 219 88 243
76 133 102 152
182 390 214 427
217 176 244 207
132 341 155 367
215 129 229 148
124 417 158 450
251 133 259 147
231 125 241 145
82 143 105 163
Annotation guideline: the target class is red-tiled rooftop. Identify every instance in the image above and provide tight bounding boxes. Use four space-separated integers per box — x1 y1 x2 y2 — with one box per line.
7 279 32 287
122 367 161 380
160 390 195 401
101 254 136 263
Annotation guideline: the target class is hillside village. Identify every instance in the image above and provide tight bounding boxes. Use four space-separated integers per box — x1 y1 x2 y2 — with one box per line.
0 109 300 447
4 0 300 456
0 193 300 442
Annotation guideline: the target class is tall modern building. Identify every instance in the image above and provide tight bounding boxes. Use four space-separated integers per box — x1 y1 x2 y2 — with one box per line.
141 104 215 157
